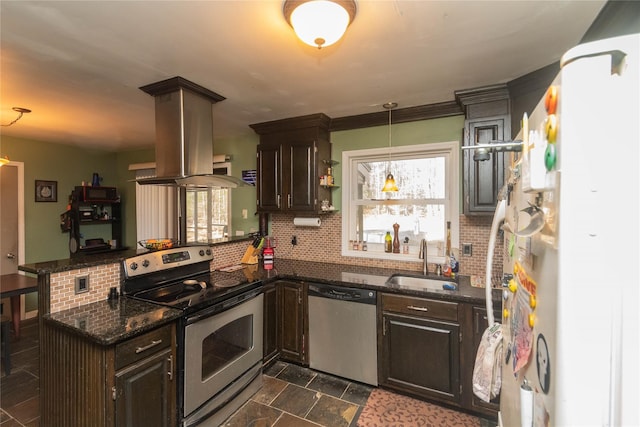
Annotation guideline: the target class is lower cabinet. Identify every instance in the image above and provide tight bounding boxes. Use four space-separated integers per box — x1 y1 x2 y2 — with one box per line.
114 324 176 427
378 293 461 406
40 320 177 427
263 282 279 364
463 304 501 417
277 280 307 364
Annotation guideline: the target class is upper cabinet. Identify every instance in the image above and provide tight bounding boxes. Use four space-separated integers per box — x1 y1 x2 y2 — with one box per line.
251 114 332 214
455 85 511 215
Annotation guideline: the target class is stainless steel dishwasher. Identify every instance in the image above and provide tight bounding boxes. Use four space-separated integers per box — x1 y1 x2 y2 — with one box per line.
308 282 378 386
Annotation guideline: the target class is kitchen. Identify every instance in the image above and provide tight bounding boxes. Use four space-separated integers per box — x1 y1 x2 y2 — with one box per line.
1 1 639 426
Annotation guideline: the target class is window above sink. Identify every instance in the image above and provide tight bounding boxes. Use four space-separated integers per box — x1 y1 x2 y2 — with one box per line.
341 141 460 264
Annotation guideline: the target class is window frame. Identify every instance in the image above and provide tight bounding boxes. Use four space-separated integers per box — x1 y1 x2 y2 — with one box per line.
340 141 459 263
185 162 232 242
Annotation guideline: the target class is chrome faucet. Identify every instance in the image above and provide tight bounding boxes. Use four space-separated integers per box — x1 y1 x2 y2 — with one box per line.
419 238 428 275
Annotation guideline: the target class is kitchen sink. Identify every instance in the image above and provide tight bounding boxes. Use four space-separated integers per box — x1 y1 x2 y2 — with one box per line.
385 274 457 291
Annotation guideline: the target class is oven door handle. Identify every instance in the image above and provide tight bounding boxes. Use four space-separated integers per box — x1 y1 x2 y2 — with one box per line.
135 339 163 354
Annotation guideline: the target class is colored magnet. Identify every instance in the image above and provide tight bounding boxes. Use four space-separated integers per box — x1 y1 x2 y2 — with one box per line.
544 143 557 171
536 334 551 394
529 294 537 309
545 86 558 115
545 114 558 144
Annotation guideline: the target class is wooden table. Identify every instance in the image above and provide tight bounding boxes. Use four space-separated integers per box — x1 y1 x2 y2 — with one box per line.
0 274 37 339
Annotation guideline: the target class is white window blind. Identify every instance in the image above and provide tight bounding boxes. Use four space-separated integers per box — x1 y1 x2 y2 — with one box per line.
134 168 177 241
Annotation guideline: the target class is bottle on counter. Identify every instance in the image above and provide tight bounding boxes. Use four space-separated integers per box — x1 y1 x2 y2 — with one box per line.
384 232 392 253
403 237 409 254
263 237 274 269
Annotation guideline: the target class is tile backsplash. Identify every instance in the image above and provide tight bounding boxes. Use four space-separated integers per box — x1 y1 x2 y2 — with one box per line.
49 263 120 313
265 212 504 286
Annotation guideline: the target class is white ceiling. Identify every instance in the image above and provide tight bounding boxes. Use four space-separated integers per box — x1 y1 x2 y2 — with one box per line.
1 1 605 152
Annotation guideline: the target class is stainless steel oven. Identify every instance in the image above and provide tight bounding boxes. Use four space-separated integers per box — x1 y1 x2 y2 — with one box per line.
122 246 263 427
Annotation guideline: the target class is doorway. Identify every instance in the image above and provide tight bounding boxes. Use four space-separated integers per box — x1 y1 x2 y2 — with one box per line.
0 162 32 319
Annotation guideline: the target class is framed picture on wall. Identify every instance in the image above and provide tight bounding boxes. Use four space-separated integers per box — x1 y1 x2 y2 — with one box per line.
35 180 57 202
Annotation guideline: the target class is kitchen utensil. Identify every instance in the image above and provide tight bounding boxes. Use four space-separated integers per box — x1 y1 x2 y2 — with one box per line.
514 203 545 237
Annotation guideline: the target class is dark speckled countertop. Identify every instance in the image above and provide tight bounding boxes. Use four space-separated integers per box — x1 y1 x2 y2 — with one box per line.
18 236 253 275
211 258 501 306
43 298 182 346
42 256 499 346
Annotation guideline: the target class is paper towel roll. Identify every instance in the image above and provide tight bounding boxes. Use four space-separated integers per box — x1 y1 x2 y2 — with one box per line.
293 217 321 227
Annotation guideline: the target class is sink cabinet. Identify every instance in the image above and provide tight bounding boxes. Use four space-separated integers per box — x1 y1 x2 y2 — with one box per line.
378 293 461 405
251 114 332 214
40 321 177 427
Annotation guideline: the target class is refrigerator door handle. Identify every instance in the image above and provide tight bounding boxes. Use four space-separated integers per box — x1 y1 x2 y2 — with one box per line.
486 199 506 326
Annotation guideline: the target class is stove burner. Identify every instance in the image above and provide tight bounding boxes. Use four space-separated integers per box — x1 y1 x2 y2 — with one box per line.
183 279 207 289
214 279 242 288
136 280 210 304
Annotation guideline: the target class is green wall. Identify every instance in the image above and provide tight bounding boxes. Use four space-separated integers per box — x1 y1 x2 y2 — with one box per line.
2 135 120 263
330 115 465 210
2 114 463 265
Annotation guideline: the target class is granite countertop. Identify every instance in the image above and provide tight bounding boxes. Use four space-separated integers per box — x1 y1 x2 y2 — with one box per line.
211 258 501 305
43 298 182 346
43 257 499 346
18 236 253 275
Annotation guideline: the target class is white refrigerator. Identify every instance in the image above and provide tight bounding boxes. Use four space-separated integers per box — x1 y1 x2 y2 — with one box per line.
483 34 639 427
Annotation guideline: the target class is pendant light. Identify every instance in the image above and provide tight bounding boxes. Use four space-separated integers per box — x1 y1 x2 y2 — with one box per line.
283 0 357 49
381 102 399 192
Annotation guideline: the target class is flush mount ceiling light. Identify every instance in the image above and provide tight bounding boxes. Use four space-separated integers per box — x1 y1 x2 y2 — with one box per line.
283 0 357 49
381 102 399 193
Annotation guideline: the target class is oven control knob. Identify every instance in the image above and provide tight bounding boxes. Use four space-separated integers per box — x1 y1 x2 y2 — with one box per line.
206 249 212 256
142 259 150 268
129 262 138 271
199 249 205 256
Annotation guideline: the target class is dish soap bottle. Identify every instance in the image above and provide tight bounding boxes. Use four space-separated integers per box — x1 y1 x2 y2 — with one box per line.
384 232 392 253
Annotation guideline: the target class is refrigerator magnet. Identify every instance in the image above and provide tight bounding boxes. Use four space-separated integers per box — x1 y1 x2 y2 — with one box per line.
536 333 551 394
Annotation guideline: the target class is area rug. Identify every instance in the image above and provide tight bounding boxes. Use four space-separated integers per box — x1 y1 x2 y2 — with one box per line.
357 388 481 427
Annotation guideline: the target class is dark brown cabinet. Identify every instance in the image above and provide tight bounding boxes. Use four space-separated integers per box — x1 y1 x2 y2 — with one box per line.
463 305 501 417
277 280 307 364
263 282 279 365
114 324 176 427
455 84 511 215
379 294 461 405
251 114 332 214
463 115 510 214
41 321 177 427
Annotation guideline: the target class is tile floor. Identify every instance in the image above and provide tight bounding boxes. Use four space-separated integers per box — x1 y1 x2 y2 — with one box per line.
0 319 487 427
0 319 369 427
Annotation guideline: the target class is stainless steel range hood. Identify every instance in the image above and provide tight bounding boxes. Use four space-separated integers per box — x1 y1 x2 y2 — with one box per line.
137 76 248 188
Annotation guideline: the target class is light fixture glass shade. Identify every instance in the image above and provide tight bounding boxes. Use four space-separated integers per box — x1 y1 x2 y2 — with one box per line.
0 156 9 167
288 1 351 48
382 173 399 192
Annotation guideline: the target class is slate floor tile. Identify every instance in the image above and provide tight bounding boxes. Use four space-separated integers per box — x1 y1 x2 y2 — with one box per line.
275 363 316 387
221 400 282 427
270 383 320 418
306 394 359 427
307 371 350 398
341 382 373 406
251 376 288 406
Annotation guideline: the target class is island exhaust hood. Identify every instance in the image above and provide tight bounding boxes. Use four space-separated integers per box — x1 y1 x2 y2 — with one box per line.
137 76 248 188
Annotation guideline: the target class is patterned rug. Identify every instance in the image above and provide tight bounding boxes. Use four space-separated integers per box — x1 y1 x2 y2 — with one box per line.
357 388 481 427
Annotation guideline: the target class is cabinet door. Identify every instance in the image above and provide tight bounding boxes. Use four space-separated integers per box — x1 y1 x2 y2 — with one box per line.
380 313 460 404
464 116 509 214
115 348 175 427
278 281 306 363
257 143 281 211
288 140 316 212
263 282 279 364
470 306 501 415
